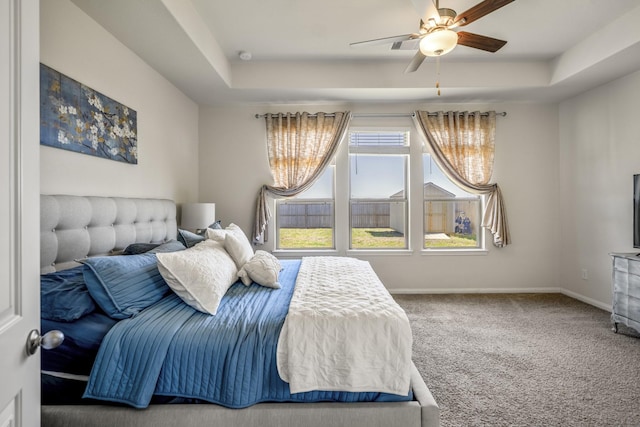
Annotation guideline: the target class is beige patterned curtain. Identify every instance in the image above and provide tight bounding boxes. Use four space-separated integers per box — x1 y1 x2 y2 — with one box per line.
413 110 511 247
253 111 352 244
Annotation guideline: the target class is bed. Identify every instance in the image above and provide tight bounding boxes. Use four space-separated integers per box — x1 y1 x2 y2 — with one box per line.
39 194 440 427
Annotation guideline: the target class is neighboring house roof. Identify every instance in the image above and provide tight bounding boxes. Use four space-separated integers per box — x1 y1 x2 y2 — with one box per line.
390 182 456 199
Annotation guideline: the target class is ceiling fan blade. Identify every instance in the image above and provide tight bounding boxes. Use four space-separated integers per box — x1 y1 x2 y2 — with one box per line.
350 34 414 48
453 0 515 27
456 31 507 52
391 38 421 50
404 51 427 73
410 0 440 25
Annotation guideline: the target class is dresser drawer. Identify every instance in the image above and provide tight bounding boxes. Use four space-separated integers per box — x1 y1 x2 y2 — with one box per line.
614 255 640 276
612 293 640 323
613 270 640 299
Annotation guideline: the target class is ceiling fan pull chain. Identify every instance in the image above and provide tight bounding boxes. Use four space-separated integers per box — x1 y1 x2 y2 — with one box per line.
436 56 441 96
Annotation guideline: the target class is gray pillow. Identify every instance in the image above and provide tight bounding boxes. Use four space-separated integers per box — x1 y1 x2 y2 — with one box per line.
123 240 186 255
193 220 222 237
177 229 206 248
122 242 162 255
208 220 222 230
147 240 186 253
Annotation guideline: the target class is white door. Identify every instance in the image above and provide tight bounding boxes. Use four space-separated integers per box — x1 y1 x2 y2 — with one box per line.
0 0 40 426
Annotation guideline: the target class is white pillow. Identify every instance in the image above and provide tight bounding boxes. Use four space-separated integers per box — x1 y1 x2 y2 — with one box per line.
205 227 226 243
238 250 282 289
156 240 238 315
206 223 254 269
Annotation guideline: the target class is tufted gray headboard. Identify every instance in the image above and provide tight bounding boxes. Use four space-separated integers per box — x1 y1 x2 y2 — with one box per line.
40 195 177 274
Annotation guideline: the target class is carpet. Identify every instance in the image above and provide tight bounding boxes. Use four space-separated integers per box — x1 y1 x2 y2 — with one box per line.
395 293 640 427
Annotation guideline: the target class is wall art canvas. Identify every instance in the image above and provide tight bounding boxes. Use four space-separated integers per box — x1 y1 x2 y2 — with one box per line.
40 63 138 164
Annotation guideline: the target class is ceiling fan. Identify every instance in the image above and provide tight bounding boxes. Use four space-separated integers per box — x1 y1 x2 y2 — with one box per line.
350 0 515 73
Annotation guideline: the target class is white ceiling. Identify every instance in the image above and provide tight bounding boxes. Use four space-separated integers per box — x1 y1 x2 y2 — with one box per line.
70 0 640 106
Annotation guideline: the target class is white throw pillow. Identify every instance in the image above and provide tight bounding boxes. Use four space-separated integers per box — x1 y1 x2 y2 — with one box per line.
205 227 226 243
156 240 238 315
238 250 282 289
206 223 254 269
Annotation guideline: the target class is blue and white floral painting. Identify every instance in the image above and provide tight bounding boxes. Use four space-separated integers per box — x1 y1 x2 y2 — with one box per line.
40 63 138 164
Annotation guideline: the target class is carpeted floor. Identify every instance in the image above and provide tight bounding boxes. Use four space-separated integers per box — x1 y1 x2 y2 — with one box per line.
394 293 640 427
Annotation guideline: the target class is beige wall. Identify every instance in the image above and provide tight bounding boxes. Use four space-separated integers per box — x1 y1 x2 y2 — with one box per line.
39 0 199 202
43 0 640 305
559 69 640 308
199 103 562 293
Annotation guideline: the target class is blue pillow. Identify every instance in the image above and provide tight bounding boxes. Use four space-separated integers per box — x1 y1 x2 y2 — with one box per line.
81 253 170 320
177 229 206 248
147 240 186 254
208 220 222 230
41 266 96 322
123 240 186 255
122 242 162 255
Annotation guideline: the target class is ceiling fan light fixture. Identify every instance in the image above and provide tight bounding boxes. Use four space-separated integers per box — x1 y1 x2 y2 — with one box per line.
419 29 458 57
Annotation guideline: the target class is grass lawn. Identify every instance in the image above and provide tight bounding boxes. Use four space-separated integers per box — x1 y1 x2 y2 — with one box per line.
279 227 405 249
424 233 478 248
279 228 478 249
278 228 333 248
352 228 405 248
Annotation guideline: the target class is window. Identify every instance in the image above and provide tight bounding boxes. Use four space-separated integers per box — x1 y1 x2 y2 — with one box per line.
275 165 334 250
273 123 485 253
349 131 409 249
423 153 481 249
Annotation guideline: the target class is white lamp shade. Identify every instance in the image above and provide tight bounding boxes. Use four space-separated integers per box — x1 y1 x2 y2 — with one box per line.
181 203 215 230
419 29 458 57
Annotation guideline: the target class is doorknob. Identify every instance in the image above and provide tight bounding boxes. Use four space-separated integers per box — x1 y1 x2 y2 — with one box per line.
25 329 64 356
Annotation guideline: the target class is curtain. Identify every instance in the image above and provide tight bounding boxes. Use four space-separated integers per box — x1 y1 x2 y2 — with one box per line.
253 111 352 244
413 110 511 247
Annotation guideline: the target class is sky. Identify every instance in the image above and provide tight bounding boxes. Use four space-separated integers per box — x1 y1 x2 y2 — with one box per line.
301 153 474 199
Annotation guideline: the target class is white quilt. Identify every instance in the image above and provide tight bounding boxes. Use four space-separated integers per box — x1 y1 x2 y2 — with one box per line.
276 256 413 395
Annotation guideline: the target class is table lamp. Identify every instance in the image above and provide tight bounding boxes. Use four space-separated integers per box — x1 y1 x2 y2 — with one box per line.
180 202 215 234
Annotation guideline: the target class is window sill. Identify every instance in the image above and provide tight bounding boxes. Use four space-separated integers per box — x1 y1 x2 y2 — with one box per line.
273 249 415 257
347 249 413 257
273 249 339 258
273 248 487 257
421 248 488 256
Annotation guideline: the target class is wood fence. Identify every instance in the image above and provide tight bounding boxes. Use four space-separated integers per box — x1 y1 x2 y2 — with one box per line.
350 201 390 228
277 200 391 228
278 198 479 233
278 201 333 228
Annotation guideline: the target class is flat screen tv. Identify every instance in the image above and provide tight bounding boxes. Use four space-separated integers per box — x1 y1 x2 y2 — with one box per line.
635 174 640 248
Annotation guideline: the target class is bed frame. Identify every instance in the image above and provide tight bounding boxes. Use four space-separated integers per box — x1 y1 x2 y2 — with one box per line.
39 194 440 427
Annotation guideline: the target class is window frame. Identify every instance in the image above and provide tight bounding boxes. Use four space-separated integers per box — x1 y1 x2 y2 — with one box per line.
271 121 488 256
422 196 483 250
274 164 337 251
421 153 488 254
348 129 410 251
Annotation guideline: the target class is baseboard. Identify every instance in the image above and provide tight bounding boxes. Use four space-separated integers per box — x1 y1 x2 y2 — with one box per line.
390 287 563 295
559 289 611 312
390 287 612 312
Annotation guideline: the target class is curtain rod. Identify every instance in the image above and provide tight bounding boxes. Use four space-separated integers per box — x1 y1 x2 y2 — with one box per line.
254 112 507 119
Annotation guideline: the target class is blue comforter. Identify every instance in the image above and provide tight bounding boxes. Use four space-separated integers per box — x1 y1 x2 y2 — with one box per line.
84 260 411 408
